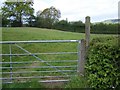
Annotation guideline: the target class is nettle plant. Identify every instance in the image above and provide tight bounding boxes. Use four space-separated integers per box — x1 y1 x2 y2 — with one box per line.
85 37 120 89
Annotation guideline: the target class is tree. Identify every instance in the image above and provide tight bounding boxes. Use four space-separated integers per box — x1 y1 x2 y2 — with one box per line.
1 0 34 27
0 12 1 26
36 6 61 29
27 15 36 27
70 21 85 32
53 20 85 32
53 20 70 31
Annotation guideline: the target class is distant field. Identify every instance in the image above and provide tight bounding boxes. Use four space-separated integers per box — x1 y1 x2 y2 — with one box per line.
1 27 117 88
2 27 116 41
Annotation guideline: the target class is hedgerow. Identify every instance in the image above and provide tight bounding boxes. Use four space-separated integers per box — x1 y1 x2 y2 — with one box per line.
85 36 120 89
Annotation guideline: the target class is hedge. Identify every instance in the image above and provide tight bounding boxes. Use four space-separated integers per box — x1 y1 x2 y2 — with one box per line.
85 36 120 89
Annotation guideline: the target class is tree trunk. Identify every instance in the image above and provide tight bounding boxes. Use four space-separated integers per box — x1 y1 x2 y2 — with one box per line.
19 13 22 27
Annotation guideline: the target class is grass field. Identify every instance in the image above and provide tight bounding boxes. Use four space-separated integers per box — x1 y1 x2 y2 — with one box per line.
2 27 116 41
1 27 116 88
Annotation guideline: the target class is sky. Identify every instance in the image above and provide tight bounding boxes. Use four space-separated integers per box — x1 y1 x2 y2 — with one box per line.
0 0 120 23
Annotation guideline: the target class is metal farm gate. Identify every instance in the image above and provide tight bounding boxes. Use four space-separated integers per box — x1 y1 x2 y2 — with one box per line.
0 40 86 84
0 16 90 85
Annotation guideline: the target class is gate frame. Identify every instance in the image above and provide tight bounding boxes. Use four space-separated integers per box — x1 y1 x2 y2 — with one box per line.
0 40 80 83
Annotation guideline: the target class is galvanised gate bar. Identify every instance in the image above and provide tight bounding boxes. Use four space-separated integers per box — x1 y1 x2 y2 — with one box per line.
0 40 85 84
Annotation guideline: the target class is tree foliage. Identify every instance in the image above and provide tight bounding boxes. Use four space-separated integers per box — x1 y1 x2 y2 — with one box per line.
53 20 85 32
36 6 61 29
1 0 34 27
53 20 70 31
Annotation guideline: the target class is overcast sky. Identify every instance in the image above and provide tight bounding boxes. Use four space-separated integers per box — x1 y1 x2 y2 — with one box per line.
0 0 119 23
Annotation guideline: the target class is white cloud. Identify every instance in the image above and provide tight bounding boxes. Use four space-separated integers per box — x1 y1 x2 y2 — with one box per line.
34 0 119 22
0 0 119 22
33 0 48 11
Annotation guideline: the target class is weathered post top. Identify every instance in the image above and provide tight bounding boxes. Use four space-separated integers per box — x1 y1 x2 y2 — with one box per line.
85 16 90 48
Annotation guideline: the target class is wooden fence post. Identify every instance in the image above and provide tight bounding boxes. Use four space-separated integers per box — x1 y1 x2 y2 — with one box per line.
77 39 86 76
77 16 90 76
85 16 90 49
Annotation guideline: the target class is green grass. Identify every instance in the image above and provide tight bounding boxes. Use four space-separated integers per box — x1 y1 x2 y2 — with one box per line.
64 75 88 88
1 27 116 88
2 27 84 40
2 27 116 41
2 80 45 88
